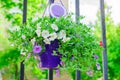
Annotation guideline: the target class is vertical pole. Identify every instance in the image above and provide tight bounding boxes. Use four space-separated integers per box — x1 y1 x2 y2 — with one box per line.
48 69 53 80
100 0 108 80
75 0 81 80
76 70 81 80
0 71 2 80
20 61 24 80
48 0 54 80
75 0 80 23
20 0 27 80
23 0 27 24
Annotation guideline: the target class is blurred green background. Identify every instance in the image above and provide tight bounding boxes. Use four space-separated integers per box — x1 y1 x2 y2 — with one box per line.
0 0 120 80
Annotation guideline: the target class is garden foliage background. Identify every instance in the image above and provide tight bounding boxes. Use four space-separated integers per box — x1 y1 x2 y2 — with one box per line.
0 0 120 80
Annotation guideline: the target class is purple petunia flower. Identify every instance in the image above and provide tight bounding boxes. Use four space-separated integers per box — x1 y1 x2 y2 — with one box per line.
56 69 60 77
96 63 101 70
71 55 74 60
60 61 64 65
86 70 93 77
93 54 99 59
33 45 42 54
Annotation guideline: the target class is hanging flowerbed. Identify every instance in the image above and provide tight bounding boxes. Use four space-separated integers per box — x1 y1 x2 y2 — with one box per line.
8 15 101 74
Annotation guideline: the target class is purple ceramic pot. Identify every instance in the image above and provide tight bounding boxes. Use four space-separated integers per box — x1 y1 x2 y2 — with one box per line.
40 39 61 69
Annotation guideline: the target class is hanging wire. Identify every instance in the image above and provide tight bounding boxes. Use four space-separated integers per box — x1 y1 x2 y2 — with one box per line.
42 0 50 17
42 0 66 18
59 0 64 6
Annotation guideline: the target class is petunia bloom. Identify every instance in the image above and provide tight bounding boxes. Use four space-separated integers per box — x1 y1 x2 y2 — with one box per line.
57 30 66 39
86 70 93 77
9 7 22 14
62 37 70 42
43 38 50 44
96 63 101 70
60 61 64 66
93 54 99 59
31 38 36 46
51 24 58 31
21 35 26 40
12 0 19 3
35 29 41 37
42 30 50 38
56 69 60 77
49 32 57 41
33 45 42 54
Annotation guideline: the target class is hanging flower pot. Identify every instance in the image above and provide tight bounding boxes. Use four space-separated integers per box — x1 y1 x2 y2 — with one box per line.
9 15 101 74
40 52 61 68
49 3 67 18
40 39 61 68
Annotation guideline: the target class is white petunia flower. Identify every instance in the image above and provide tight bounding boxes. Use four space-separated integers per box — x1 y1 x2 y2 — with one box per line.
25 53 31 60
35 12 40 17
9 7 22 14
32 17 38 22
35 29 41 37
49 32 57 41
10 44 14 47
20 49 26 56
37 23 41 29
20 52 26 56
51 24 58 31
21 35 26 40
58 30 66 39
12 0 19 3
44 38 50 44
62 37 70 42
42 30 50 38
9 26 20 31
31 38 36 45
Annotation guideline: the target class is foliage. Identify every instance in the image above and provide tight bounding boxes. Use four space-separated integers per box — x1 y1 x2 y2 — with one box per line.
8 15 101 78
94 7 120 80
0 0 46 25
0 48 20 69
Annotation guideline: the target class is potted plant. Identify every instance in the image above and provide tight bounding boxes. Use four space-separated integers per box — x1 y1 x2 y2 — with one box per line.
8 15 101 75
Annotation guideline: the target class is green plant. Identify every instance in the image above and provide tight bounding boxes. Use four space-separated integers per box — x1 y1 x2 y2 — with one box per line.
8 15 101 77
